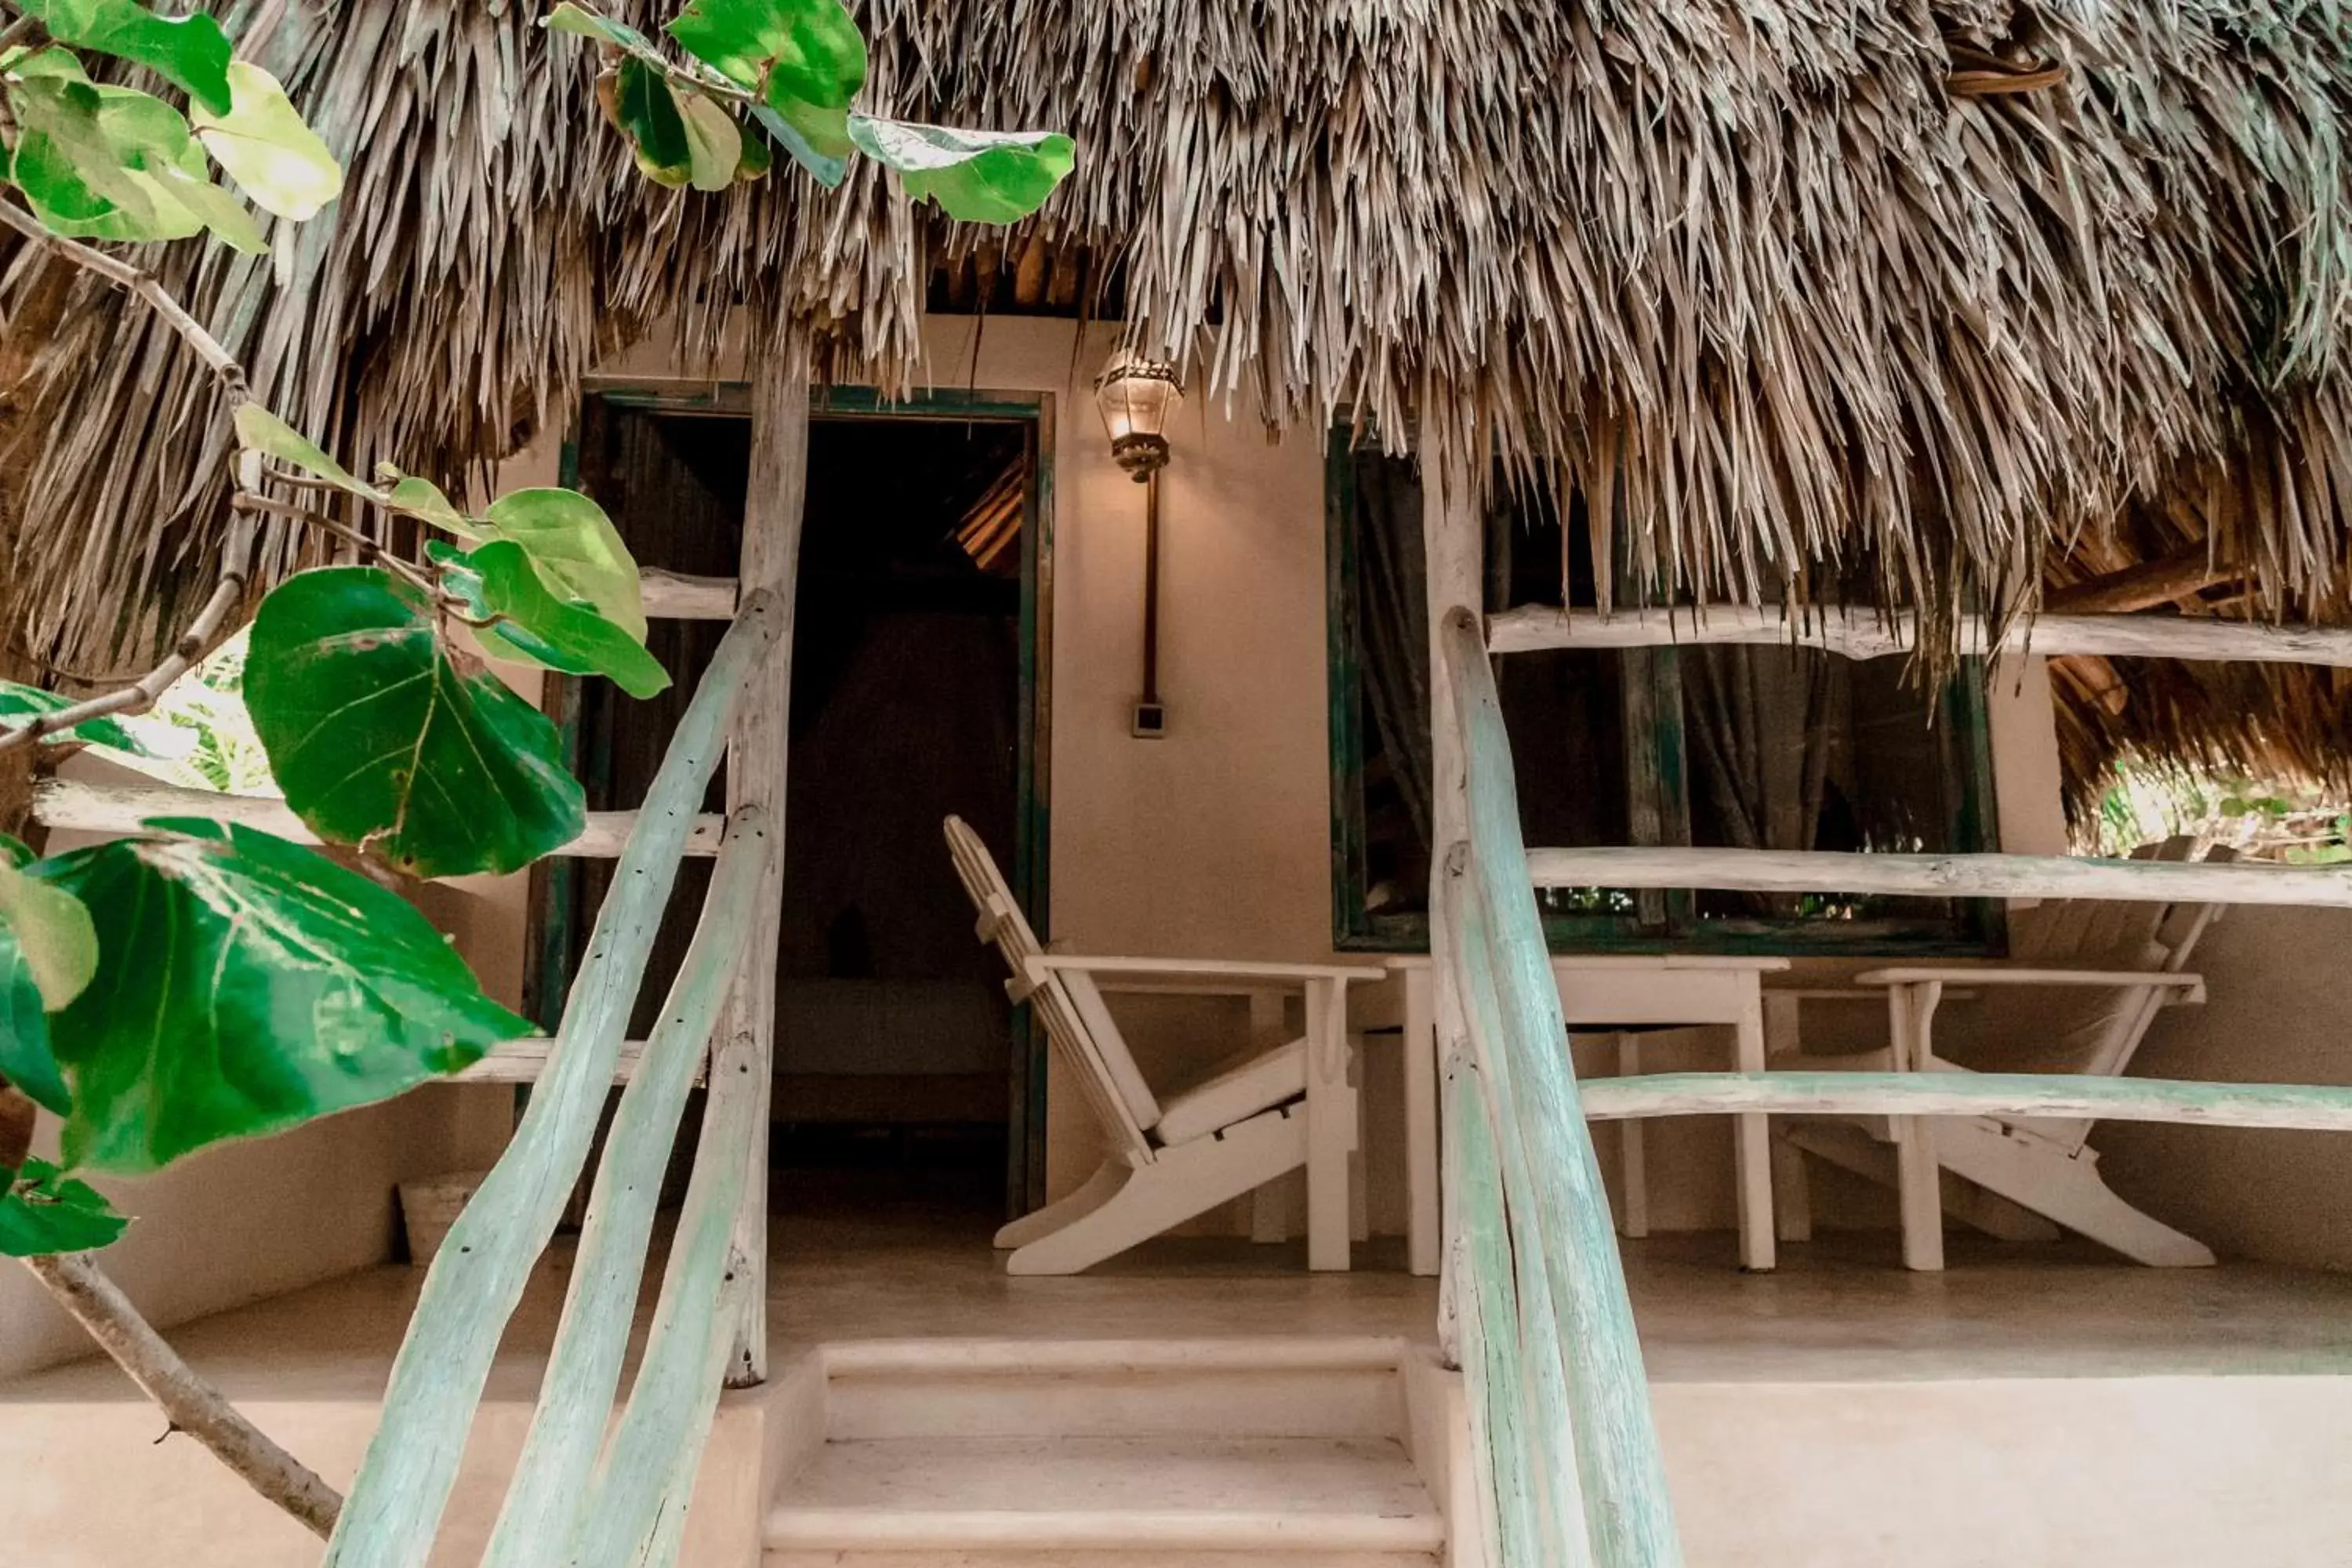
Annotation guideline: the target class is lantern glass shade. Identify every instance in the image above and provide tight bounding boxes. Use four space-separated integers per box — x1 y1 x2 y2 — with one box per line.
1094 351 1181 480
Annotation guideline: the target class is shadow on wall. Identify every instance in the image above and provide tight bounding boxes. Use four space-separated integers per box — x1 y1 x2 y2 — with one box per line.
2099 905 2352 1269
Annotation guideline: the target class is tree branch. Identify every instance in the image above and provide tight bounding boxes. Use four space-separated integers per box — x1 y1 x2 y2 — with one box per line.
19 1250 344 1538
0 198 260 755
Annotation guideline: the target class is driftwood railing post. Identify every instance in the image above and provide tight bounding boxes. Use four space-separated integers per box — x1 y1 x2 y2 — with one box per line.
1438 607 1683 1568
322 595 783 1568
723 343 811 1388
1418 412 1481 1366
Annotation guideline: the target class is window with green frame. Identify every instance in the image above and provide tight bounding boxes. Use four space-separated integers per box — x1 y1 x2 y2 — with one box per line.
1327 439 2005 956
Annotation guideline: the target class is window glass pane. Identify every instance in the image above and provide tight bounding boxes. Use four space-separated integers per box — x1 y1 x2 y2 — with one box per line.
1679 644 1980 934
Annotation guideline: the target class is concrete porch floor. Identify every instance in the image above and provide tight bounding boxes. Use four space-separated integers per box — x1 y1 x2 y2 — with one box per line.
9 1172 2352 1565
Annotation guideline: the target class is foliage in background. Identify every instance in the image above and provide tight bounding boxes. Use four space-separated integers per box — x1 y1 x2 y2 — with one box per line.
2085 757 2352 863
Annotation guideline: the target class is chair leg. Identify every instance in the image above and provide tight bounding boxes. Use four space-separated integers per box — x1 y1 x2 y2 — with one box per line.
1933 1120 2216 1268
1889 982 1945 1272
1770 1133 1813 1243
994 1160 1129 1250
1304 979 1352 1272
1733 993 1775 1272
1007 1112 1305 1276
1615 1034 1649 1240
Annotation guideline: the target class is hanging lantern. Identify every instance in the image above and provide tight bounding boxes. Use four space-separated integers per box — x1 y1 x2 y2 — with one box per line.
1093 350 1182 481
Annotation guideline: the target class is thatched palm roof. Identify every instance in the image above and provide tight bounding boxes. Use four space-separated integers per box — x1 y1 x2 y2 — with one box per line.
5 1 2350 804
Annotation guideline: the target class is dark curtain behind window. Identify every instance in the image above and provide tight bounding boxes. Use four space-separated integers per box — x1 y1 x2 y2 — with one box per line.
1353 451 1434 862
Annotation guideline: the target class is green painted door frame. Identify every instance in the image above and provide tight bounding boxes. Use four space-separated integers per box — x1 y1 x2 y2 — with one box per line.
529 379 1058 1220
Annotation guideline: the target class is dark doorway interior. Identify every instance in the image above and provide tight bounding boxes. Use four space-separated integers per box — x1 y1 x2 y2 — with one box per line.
556 400 1035 1218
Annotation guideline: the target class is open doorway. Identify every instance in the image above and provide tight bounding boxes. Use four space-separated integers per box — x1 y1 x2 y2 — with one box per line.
539 390 1050 1227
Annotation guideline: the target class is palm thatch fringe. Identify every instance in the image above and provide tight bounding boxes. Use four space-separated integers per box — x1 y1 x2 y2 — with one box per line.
3 0 2350 720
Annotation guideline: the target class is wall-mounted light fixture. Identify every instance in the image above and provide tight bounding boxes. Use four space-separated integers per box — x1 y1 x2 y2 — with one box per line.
1094 350 1182 736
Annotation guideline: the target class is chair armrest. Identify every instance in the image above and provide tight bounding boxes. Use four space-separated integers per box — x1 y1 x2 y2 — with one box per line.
1854 966 2205 1001
1025 955 1388 993
1770 985 1980 1003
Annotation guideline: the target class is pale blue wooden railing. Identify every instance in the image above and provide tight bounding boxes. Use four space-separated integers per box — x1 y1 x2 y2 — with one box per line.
1436 606 1683 1568
1437 601 2352 1568
325 592 783 1568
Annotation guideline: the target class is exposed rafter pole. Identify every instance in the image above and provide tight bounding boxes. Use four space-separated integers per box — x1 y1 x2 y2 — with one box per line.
1485 604 2352 667
2045 550 2236 614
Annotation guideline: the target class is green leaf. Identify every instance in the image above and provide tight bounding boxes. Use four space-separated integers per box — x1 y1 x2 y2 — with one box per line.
748 100 844 187
0 835 33 869
430 541 671 699
6 74 178 237
0 859 97 1011
675 88 743 192
0 925 71 1116
478 488 647 641
542 2 662 56
613 56 691 186
845 116 1075 223
245 567 586 878
734 118 774 180
233 402 381 500
15 0 234 115
0 679 159 756
34 82 265 252
666 0 866 118
191 61 342 221
36 821 528 1173
0 1159 127 1255
382 471 483 539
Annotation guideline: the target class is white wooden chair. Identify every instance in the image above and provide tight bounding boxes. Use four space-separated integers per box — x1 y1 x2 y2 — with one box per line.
944 816 1379 1275
1771 836 2230 1269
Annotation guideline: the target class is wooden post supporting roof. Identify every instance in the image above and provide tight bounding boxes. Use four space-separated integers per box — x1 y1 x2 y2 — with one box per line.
1419 410 1481 1345
723 343 811 1388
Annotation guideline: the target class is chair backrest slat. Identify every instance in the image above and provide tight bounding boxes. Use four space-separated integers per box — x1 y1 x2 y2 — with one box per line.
943 817 1158 1165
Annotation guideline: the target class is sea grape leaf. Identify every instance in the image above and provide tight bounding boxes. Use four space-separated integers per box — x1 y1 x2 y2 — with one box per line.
377 466 481 539
845 116 1075 223
0 1159 127 1255
233 402 382 499
245 568 586 878
0 679 159 755
748 102 843 187
478 488 648 641
5 74 177 236
26 82 266 252
0 927 70 1117
35 820 528 1172
542 2 664 60
191 62 343 220
666 0 865 120
430 541 671 698
0 861 97 1012
613 56 691 186
675 88 743 192
733 118 774 180
15 0 234 115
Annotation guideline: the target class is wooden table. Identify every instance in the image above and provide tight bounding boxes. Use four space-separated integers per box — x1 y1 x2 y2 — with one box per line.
1386 954 1791 1276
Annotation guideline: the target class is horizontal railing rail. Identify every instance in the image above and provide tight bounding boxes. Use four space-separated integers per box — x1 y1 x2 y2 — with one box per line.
1486 603 2352 666
1522 844 2352 907
1574 1072 2352 1131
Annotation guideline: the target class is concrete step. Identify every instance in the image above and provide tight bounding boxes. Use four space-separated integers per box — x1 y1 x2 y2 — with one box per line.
820 1337 1411 1441
764 1433 1446 1559
767 1552 1441 1566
